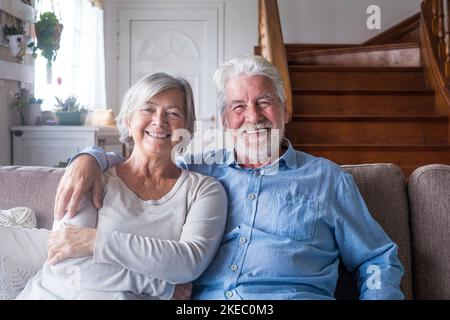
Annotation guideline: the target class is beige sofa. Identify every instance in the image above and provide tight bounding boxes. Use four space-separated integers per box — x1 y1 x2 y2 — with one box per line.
0 163 449 299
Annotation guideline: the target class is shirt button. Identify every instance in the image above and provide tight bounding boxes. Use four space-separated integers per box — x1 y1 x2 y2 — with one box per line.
230 264 238 272
248 193 255 200
239 237 247 244
225 291 233 298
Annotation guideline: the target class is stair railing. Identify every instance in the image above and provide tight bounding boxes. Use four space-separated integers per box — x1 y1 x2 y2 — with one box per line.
424 0 450 79
258 0 292 121
421 0 450 119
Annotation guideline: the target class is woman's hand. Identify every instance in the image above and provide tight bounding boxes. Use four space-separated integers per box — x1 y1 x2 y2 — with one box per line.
54 155 103 220
47 225 97 265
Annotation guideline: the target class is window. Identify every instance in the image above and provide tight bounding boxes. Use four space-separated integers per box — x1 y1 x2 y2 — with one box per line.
34 0 106 111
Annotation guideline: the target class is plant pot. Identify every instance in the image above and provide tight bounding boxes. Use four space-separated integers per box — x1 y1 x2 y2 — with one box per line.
55 112 82 125
7 35 25 57
23 104 42 125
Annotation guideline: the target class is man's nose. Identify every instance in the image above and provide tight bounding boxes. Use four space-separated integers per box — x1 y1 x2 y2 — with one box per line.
245 104 262 123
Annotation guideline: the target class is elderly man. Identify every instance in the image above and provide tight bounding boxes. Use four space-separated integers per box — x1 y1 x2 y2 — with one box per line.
52 55 404 300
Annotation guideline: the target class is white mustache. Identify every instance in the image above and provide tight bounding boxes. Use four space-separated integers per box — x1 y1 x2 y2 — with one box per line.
239 121 273 134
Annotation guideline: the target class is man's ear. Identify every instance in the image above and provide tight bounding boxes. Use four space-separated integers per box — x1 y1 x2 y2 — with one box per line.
283 103 289 124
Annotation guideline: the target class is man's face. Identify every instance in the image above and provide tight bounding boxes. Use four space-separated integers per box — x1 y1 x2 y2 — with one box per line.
222 74 288 165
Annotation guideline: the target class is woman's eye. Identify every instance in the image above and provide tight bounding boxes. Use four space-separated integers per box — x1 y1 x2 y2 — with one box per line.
168 111 181 117
258 101 269 107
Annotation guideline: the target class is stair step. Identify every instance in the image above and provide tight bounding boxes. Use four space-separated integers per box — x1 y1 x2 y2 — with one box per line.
294 144 450 176
292 115 448 122
292 89 435 116
289 66 427 90
286 116 449 144
288 43 420 67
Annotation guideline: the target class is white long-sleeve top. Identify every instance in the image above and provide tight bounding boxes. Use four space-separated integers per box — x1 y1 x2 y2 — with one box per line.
18 168 227 300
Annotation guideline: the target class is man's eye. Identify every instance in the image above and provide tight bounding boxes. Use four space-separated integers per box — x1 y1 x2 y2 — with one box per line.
141 106 155 113
258 101 270 107
232 105 245 112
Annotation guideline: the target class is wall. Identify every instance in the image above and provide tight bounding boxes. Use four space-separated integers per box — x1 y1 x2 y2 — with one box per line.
0 1 34 166
279 0 423 44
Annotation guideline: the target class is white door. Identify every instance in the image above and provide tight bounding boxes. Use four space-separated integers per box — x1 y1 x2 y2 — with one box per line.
118 5 224 131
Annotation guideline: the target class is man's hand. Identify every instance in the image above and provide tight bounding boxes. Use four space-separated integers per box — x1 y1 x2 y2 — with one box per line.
172 283 193 300
47 225 96 265
54 155 103 220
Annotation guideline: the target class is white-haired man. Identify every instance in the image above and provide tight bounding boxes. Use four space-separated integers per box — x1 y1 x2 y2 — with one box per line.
51 55 404 300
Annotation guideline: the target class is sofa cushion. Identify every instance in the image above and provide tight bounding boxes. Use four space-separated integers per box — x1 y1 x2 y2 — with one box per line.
408 164 450 299
339 164 413 300
0 166 64 229
0 225 49 299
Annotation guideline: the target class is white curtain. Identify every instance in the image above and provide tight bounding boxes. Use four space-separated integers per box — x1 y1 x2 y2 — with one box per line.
35 0 106 111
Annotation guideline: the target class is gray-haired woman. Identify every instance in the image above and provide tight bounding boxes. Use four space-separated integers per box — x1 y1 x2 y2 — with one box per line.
17 73 227 300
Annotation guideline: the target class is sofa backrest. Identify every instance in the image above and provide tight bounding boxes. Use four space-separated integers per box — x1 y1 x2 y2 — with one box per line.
0 166 64 229
0 164 415 299
408 164 450 300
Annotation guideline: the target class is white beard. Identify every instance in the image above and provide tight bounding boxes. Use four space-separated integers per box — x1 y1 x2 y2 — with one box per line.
234 127 283 165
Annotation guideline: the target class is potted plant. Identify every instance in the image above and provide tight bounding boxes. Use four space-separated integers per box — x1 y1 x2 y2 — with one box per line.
29 12 63 82
10 89 43 125
29 12 63 67
3 23 26 58
54 96 86 125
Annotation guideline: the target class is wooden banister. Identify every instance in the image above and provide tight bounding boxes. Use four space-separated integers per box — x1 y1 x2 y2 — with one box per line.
421 0 450 119
446 0 450 77
437 0 446 60
258 0 292 121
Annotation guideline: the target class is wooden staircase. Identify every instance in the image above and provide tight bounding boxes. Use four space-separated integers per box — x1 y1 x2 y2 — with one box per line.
257 2 450 176
285 58 450 175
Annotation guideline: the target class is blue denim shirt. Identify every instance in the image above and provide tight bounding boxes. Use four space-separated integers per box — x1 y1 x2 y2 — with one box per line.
80 140 404 300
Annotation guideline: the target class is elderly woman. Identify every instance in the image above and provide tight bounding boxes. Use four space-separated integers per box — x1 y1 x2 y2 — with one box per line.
17 73 227 299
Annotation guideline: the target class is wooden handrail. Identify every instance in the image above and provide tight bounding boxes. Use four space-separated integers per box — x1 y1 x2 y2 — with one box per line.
423 0 450 80
420 0 450 120
258 0 292 121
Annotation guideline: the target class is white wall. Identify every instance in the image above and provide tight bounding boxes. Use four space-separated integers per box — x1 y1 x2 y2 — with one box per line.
0 80 17 165
279 0 423 44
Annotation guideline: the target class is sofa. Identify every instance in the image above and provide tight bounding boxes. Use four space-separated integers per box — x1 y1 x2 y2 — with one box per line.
0 163 449 300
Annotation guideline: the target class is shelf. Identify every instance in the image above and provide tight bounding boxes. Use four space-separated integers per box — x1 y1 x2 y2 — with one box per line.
10 125 119 133
0 0 35 22
0 60 33 83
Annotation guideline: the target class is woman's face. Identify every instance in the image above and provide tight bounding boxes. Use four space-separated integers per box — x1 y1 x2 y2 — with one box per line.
127 88 186 157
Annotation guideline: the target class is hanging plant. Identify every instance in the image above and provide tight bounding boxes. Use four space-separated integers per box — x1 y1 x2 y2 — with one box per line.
29 12 63 67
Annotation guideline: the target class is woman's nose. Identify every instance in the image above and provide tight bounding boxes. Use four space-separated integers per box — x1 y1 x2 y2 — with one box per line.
152 110 168 127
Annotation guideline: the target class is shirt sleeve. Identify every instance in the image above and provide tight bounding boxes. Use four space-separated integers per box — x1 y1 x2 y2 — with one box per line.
68 146 125 171
93 177 228 284
333 173 405 300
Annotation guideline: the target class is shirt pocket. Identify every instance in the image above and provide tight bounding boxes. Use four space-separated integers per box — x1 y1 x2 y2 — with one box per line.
271 194 318 241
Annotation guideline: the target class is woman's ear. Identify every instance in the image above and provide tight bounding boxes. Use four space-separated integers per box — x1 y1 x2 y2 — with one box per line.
125 117 132 136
